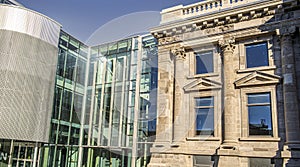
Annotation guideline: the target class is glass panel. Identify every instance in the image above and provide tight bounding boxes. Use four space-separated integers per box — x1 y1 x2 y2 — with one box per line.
52 86 62 119
248 93 270 104
195 51 213 74
61 89 73 122
108 43 118 54
72 94 83 124
248 106 272 135
118 40 128 53
76 58 86 86
65 53 77 81
195 97 214 107
246 42 269 68
57 49 66 77
196 108 214 135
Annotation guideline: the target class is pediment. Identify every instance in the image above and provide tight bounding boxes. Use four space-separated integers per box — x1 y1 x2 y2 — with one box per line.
184 78 222 92
235 71 281 88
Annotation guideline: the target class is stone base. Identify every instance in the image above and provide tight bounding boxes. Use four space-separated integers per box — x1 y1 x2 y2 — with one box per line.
147 153 192 167
282 144 300 166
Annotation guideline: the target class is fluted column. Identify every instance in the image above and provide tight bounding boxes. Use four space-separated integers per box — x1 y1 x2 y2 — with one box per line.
219 37 237 146
279 26 300 145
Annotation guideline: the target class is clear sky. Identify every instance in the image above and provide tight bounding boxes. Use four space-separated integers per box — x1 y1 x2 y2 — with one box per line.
17 0 200 43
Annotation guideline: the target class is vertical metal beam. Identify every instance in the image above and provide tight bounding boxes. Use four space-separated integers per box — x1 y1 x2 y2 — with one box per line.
118 57 127 147
108 58 117 146
98 60 107 145
77 47 91 167
32 142 39 167
132 36 142 167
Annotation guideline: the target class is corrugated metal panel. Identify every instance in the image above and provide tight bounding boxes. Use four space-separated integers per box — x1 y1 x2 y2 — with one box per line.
0 5 61 46
0 29 58 142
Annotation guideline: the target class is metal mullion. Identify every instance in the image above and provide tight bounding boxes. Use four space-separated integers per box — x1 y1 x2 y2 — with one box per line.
88 62 98 146
77 46 91 167
118 57 127 147
98 60 107 146
67 53 79 147
132 36 142 167
108 58 117 146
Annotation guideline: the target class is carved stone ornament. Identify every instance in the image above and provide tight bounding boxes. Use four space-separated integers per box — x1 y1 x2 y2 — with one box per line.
171 47 186 60
218 37 235 52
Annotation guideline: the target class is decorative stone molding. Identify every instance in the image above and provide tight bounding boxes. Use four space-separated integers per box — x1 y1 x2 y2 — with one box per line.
218 37 235 53
158 35 182 45
234 71 281 88
170 46 186 60
183 77 222 92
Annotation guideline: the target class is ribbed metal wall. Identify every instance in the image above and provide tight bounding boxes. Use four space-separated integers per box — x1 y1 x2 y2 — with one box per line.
0 5 60 142
0 5 61 46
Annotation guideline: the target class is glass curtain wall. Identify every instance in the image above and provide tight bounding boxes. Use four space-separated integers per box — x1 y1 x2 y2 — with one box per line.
41 31 88 167
136 35 158 167
82 38 134 167
43 34 157 167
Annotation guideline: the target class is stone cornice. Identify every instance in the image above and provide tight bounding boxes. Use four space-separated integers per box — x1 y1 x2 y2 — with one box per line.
151 0 282 39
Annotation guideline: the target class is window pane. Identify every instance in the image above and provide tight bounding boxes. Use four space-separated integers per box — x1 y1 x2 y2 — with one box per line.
248 93 270 104
195 97 214 107
246 42 268 68
248 106 272 135
195 51 213 74
196 108 214 135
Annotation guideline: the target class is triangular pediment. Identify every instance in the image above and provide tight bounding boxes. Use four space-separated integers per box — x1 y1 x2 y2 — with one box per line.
184 78 222 92
235 71 281 88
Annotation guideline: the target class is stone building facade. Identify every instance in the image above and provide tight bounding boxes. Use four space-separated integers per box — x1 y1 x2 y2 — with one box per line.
149 0 300 166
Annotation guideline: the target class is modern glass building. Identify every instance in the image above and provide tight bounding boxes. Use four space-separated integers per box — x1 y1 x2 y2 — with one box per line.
39 32 158 167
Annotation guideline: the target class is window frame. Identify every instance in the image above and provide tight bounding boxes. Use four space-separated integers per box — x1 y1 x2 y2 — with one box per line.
247 92 273 136
245 42 269 68
238 37 274 71
194 96 215 136
188 90 221 139
194 51 214 75
241 87 278 138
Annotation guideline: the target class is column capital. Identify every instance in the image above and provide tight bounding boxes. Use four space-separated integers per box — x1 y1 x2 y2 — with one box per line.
219 37 235 53
171 46 186 60
277 26 296 37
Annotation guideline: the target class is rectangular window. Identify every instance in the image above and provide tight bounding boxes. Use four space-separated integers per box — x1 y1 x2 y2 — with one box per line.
195 97 214 136
247 93 272 136
246 42 269 68
195 51 213 74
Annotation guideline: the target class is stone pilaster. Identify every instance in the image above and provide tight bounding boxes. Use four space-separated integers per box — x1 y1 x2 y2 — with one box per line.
279 26 300 166
218 37 238 146
170 46 187 143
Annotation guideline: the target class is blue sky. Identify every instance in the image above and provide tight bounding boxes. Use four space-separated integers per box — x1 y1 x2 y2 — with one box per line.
17 0 200 42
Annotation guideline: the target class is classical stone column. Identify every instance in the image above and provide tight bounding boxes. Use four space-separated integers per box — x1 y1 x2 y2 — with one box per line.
219 37 237 146
279 26 300 167
171 46 186 143
279 26 300 145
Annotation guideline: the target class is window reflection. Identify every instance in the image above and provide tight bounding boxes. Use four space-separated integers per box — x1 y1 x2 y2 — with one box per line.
195 51 214 74
247 93 272 136
246 42 269 68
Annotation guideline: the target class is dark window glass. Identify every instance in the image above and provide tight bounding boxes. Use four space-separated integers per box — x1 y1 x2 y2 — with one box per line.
246 42 269 68
76 58 86 85
65 53 77 81
195 97 214 135
195 51 213 74
61 89 73 122
248 93 272 136
57 49 66 77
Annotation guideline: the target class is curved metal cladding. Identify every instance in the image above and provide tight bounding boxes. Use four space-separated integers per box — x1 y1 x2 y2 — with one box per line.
0 5 61 142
